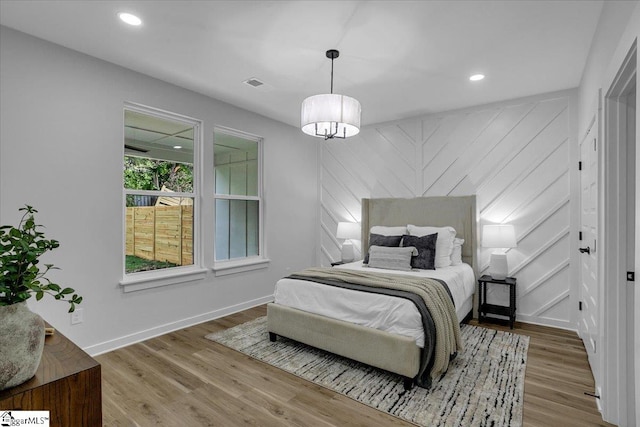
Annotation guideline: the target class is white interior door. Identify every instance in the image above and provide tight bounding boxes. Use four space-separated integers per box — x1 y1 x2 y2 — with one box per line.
579 123 599 383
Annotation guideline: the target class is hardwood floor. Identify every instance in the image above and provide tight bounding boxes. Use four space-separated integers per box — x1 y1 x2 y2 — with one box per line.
98 306 612 426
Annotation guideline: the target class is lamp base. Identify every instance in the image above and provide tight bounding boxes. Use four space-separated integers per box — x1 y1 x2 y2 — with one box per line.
341 240 355 263
488 252 508 280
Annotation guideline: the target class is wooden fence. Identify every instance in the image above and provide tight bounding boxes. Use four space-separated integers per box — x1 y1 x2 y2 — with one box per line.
125 205 193 266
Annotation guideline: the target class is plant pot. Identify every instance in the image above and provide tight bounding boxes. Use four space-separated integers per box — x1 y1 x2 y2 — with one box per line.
0 302 45 390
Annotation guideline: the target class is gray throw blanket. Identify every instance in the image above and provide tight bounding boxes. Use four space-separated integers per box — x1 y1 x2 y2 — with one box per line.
288 267 463 384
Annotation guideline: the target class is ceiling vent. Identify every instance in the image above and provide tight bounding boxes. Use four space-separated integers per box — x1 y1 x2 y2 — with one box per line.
243 77 265 88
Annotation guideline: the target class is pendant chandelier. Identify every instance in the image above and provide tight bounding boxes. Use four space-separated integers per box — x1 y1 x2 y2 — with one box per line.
301 49 361 139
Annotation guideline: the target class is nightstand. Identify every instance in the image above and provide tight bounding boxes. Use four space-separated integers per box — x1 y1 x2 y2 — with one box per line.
478 274 517 329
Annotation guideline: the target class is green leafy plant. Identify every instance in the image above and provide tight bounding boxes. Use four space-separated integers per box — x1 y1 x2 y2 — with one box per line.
0 205 82 312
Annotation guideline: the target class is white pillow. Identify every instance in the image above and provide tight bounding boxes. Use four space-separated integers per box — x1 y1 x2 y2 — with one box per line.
367 246 417 271
407 225 456 268
450 238 464 265
370 225 407 236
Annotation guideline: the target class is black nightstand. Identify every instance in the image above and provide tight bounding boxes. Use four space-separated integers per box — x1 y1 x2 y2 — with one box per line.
478 274 517 329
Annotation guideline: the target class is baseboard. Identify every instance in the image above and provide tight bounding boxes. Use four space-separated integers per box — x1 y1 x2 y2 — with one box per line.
516 314 576 332
85 295 274 356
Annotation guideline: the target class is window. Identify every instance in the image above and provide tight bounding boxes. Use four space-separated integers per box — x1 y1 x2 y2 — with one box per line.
121 104 265 288
214 128 264 265
122 104 200 280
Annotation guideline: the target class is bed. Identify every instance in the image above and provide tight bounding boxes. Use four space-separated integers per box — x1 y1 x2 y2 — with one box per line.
267 196 478 390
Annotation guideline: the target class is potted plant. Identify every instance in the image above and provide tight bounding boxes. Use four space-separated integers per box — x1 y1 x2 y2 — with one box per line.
0 205 82 390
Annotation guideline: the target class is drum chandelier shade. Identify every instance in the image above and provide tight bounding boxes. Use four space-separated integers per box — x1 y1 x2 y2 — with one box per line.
301 94 361 138
301 50 361 139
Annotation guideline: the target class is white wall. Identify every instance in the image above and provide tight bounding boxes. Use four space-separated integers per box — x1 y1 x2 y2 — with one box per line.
576 1 640 425
0 26 318 354
319 89 577 330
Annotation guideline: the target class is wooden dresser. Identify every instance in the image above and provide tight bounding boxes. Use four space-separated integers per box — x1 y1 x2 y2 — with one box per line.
0 325 102 426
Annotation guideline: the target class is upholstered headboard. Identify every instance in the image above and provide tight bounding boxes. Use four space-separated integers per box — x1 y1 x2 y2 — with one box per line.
361 196 478 277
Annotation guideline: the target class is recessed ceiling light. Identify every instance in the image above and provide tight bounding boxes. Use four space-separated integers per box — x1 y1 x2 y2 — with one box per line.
173 145 182 149
118 12 142 26
469 74 485 82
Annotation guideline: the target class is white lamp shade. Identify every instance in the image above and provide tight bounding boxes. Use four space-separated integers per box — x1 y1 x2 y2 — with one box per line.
482 225 517 248
301 94 361 138
337 222 361 240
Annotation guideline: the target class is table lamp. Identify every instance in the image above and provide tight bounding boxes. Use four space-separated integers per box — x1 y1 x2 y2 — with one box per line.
337 222 360 263
482 224 517 280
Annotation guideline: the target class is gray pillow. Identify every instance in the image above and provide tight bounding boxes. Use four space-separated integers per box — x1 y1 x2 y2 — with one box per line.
363 233 403 263
401 233 437 270
367 246 417 271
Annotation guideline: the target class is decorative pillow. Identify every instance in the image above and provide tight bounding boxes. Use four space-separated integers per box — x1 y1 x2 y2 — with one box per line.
450 238 464 265
363 232 404 263
367 245 417 271
401 233 437 270
407 225 456 268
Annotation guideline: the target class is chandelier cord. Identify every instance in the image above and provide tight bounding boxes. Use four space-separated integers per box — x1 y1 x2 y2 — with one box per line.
330 56 334 94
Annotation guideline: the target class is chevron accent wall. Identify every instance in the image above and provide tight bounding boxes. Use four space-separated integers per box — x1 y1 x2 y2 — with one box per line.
319 92 574 328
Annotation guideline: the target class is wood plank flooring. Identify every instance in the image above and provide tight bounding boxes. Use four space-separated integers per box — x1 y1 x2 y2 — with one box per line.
97 306 612 426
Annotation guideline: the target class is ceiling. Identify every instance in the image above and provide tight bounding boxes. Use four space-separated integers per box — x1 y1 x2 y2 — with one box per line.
0 1 605 128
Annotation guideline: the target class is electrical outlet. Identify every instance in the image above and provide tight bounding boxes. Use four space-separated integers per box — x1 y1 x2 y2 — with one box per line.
70 308 84 325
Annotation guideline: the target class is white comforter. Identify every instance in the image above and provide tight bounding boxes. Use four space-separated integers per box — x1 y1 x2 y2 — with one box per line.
273 261 475 347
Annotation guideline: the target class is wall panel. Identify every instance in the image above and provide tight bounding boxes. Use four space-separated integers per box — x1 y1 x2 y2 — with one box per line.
320 91 575 328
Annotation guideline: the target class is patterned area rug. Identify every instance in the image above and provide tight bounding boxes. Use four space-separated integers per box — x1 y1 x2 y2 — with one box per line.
205 317 529 427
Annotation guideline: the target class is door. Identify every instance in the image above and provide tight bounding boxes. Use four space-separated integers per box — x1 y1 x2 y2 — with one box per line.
579 121 599 382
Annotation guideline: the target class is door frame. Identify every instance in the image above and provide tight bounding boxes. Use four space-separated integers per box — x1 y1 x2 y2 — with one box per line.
602 40 637 426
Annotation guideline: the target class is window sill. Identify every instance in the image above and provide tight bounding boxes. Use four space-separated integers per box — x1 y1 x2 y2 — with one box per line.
212 258 270 277
120 267 208 293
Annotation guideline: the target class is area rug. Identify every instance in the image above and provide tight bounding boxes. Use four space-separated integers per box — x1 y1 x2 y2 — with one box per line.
205 317 529 427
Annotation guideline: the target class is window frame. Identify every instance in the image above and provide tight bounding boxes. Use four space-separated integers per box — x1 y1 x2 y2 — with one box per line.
212 126 268 275
120 102 206 291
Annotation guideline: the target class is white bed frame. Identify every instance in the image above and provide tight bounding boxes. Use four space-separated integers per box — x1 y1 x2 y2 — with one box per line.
267 196 478 390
